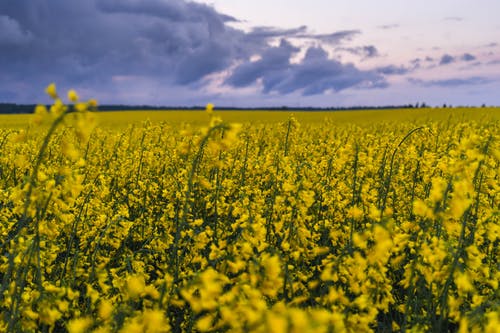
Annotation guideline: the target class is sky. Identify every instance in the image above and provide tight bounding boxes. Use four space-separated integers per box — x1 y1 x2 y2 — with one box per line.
1 0 499 108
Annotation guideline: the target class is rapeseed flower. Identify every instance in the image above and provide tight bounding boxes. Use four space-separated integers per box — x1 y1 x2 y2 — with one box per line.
205 103 214 118
67 89 79 102
126 274 146 299
98 299 114 320
0 90 497 332
67 317 93 333
45 82 58 99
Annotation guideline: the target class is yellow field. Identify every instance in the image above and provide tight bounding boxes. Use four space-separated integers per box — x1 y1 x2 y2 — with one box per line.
0 95 498 332
1 107 499 129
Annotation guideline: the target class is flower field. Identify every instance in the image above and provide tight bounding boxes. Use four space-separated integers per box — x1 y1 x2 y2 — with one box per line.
0 88 499 332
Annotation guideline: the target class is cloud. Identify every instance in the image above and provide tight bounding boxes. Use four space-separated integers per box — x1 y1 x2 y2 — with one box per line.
376 65 411 75
487 59 500 65
337 45 379 58
246 27 360 45
246 26 308 39
434 53 476 66
226 39 299 88
0 0 390 104
408 77 491 87
0 0 264 101
226 43 386 95
461 53 476 61
307 30 361 44
378 24 399 30
0 15 33 45
439 54 455 65
96 0 237 24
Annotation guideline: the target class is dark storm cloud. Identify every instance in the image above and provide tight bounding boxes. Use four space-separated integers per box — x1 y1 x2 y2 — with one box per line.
0 0 253 87
439 54 455 65
0 0 387 103
96 0 236 22
226 43 386 95
226 39 299 88
408 77 491 87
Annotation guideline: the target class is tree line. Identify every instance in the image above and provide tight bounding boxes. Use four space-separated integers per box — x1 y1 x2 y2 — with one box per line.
0 102 491 114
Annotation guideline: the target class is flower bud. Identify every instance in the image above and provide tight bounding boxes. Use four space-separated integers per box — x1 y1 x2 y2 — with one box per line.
45 83 58 99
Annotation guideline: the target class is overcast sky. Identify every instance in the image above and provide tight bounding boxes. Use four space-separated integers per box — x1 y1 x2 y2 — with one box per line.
1 0 499 107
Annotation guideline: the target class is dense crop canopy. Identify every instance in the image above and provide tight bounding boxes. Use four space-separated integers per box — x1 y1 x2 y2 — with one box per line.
0 87 498 332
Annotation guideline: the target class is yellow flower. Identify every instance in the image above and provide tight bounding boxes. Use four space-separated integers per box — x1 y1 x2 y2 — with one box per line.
39 307 62 326
143 309 169 333
75 102 87 112
23 309 39 320
86 284 100 304
57 300 69 313
228 259 246 274
67 317 93 333
50 98 66 115
126 274 146 299
119 319 143 333
455 271 474 293
458 317 469 333
88 98 98 108
206 103 214 114
413 199 433 219
299 190 315 209
485 311 500 333
266 313 288 333
33 104 48 125
98 299 114 320
348 206 364 220
261 254 282 298
68 89 79 102
354 294 369 310
196 314 214 332
449 196 472 219
62 141 80 161
429 177 448 203
45 82 58 99
352 233 367 249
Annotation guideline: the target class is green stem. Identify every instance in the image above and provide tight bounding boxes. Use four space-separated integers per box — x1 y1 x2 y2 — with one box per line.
380 127 426 218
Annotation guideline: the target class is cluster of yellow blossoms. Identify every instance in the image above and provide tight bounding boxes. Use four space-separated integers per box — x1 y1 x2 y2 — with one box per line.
0 85 498 332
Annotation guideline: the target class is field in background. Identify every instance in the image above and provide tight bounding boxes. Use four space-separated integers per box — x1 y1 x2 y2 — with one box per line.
0 102 498 332
1 107 499 129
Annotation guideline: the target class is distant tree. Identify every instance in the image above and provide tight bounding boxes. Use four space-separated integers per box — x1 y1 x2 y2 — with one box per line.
481 103 486 108
443 104 447 108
